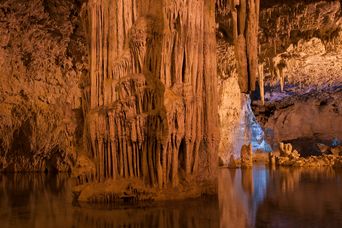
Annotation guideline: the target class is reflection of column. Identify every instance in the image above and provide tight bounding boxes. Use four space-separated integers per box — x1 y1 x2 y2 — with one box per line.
242 168 254 196
218 169 248 228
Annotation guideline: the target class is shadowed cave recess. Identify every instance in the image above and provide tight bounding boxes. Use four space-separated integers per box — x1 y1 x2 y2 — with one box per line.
0 0 341 203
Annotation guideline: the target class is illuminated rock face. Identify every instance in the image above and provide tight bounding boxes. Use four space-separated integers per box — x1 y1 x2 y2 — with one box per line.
259 0 342 63
78 0 219 191
216 0 342 90
0 0 341 202
216 0 260 93
0 0 87 172
216 0 342 158
258 91 342 146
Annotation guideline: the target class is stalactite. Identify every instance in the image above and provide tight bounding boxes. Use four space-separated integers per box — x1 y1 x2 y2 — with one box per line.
258 64 265 105
216 0 231 15
246 0 260 91
229 0 260 93
279 69 285 92
75 0 219 198
272 55 287 92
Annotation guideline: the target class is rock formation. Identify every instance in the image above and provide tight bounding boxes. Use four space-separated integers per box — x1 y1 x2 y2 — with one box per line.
240 144 253 167
317 143 342 156
279 142 300 159
258 64 265 105
217 0 260 93
217 0 342 97
74 0 219 200
0 0 87 172
266 141 342 167
0 0 341 203
259 0 342 65
254 89 342 146
216 0 342 163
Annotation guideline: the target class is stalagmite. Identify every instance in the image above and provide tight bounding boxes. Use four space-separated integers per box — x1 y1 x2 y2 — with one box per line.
240 144 253 168
74 0 219 200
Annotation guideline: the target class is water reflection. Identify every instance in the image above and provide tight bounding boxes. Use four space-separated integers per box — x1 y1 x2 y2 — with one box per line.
0 173 218 228
0 173 73 227
219 167 342 228
72 199 218 228
1 167 342 227
256 167 342 227
219 167 268 227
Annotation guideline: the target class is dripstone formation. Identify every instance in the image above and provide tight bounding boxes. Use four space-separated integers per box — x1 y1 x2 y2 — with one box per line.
1 0 340 203
217 0 260 93
74 0 219 199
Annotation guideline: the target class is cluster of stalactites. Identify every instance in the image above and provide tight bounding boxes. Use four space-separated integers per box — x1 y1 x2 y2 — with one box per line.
217 0 260 94
80 0 219 189
216 0 231 15
85 75 205 188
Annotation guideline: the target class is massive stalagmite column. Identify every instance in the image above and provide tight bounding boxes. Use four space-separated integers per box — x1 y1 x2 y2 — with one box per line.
77 0 219 192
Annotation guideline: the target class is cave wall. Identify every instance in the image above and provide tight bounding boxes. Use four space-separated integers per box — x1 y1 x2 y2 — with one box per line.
216 0 342 157
0 0 87 172
255 1 342 145
0 0 340 179
217 0 342 77
253 89 342 148
77 0 219 190
259 0 342 61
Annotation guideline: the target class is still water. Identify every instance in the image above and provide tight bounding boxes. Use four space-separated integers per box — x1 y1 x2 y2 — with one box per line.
1 167 342 228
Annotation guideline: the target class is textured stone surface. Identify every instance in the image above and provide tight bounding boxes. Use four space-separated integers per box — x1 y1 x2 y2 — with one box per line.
216 0 260 93
0 0 341 203
217 0 342 90
217 70 242 164
73 0 219 201
0 0 87 172
259 0 342 63
241 144 253 167
257 90 342 144
216 0 342 159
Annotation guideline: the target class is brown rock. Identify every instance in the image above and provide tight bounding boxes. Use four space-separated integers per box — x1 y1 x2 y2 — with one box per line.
268 152 276 166
241 144 253 168
228 155 238 169
317 143 331 154
76 0 219 198
331 146 342 156
0 0 85 172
